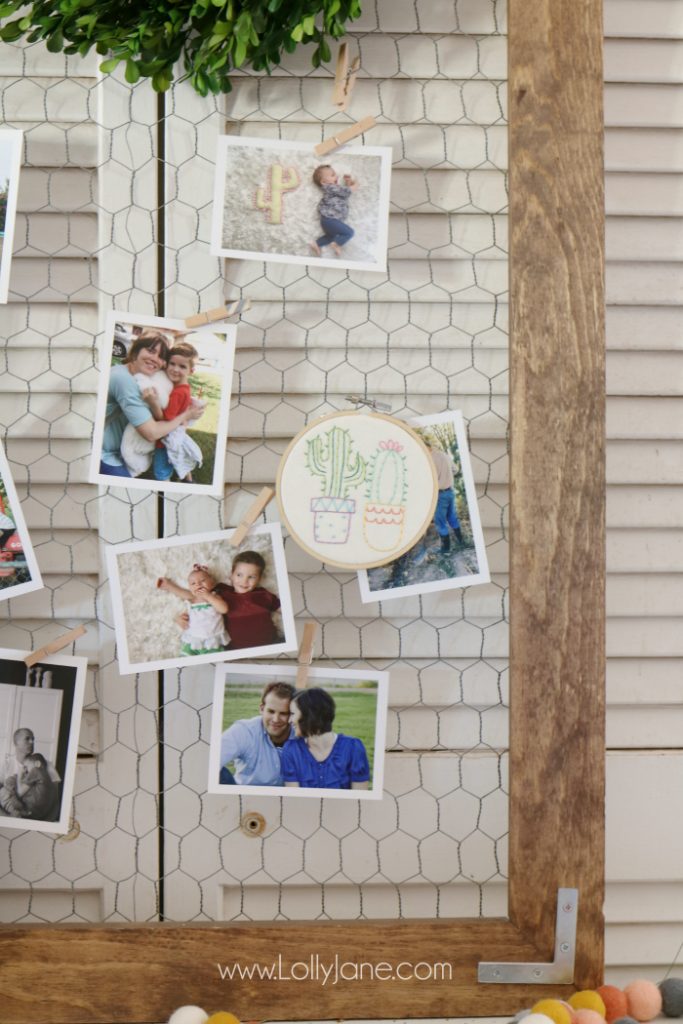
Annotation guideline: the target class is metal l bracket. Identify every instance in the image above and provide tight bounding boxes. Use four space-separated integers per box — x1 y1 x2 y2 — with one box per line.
478 887 578 984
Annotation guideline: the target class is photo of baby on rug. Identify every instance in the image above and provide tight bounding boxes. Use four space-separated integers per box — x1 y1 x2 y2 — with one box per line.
90 311 235 496
211 137 392 272
106 525 297 674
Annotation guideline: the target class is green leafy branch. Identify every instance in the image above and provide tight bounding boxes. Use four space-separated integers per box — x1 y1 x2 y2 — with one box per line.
0 0 362 96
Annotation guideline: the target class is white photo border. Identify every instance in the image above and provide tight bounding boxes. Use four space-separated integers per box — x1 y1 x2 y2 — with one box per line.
357 410 491 602
106 524 297 675
208 663 389 801
0 129 22 304
0 438 43 603
210 136 392 273
89 310 235 497
0 647 87 835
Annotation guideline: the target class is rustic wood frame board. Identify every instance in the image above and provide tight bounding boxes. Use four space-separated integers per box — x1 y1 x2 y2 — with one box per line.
0 0 605 1019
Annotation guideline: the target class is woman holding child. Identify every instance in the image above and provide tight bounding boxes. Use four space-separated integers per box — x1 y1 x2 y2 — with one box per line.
99 331 202 480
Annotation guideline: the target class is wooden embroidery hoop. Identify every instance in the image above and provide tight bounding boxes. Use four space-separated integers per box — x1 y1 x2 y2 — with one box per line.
276 409 438 570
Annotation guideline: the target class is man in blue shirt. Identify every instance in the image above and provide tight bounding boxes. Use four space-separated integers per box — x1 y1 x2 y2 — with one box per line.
219 682 295 787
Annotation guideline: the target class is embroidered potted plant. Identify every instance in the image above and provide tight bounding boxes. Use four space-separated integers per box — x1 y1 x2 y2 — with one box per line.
363 438 408 552
306 425 366 544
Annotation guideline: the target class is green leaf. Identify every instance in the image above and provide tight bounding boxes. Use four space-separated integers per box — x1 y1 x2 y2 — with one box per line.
99 57 120 72
45 30 64 51
124 58 140 83
152 68 172 91
0 20 23 40
302 14 315 34
290 22 303 41
233 36 247 66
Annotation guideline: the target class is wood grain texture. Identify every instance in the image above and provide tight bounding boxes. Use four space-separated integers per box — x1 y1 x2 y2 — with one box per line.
508 0 606 987
0 0 606 1017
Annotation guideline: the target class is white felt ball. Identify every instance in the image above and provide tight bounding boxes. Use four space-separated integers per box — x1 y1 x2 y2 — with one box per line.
168 1007 209 1024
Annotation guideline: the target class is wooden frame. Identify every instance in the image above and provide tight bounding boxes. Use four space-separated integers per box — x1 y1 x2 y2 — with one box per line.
0 0 605 1019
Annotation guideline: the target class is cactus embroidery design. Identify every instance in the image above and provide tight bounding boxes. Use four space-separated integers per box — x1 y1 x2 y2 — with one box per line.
305 425 366 544
363 438 408 552
253 164 300 225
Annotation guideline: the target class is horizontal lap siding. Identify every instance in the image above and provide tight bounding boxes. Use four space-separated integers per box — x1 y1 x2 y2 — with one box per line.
602 2 683 984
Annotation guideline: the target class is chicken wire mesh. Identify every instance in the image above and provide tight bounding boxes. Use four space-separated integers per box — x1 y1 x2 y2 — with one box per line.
0 0 509 924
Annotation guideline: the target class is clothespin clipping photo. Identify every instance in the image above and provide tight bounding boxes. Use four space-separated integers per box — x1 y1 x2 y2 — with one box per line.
24 624 87 668
296 621 317 689
184 298 251 329
314 115 377 157
230 487 275 548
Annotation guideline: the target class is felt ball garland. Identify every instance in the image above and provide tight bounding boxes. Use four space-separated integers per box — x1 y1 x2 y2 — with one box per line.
168 983 683 1024
512 981 682 1024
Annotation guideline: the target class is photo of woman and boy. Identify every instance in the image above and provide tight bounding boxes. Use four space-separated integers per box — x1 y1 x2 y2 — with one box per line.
106 525 297 674
90 312 235 496
209 665 388 801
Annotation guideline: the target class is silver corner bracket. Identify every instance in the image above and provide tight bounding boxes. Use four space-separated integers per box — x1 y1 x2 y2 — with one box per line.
478 887 579 985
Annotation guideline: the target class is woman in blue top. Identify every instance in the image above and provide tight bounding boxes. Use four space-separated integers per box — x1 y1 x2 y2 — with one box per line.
281 687 370 791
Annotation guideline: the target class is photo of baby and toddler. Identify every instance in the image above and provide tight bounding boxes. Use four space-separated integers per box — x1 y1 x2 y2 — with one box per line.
90 312 235 496
211 137 392 272
107 525 297 674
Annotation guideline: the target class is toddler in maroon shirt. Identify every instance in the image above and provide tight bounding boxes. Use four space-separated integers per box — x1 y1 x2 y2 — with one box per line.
211 550 281 651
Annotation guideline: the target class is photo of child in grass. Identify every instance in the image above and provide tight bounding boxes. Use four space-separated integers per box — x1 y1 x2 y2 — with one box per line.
0 440 43 602
90 311 235 496
358 411 490 602
106 525 297 675
0 129 22 304
208 665 389 801
211 137 392 273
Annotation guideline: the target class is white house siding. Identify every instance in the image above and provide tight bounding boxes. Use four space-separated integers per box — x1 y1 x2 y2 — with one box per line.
603 0 683 985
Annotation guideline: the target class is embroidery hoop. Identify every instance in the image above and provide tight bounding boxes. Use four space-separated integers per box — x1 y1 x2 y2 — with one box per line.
276 409 438 570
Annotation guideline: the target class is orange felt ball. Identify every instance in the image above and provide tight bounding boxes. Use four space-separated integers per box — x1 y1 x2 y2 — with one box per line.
532 1001 573 1024
574 1010 606 1024
624 980 662 1022
598 986 629 1023
570 993 607 1018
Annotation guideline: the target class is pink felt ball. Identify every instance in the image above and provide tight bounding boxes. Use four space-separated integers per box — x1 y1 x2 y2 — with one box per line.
573 1009 606 1024
624 980 662 1022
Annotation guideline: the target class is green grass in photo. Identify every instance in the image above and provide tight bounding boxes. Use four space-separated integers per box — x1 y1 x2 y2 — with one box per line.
221 681 379 782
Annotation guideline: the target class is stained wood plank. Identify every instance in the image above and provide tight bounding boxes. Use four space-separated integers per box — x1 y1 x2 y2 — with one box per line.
508 0 605 987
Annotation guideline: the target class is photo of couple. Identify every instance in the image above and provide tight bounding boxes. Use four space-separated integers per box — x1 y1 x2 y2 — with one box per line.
209 664 388 801
0 650 87 834
106 525 297 675
90 311 235 496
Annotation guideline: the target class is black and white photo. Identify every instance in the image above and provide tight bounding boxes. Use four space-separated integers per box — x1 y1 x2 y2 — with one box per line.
0 649 87 834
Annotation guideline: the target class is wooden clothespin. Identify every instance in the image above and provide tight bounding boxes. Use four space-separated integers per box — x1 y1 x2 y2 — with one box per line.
296 622 317 689
314 115 376 157
184 298 251 329
229 487 274 548
25 624 87 668
332 42 361 112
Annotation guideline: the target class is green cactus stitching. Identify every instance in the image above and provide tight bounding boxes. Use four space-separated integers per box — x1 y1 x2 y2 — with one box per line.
365 439 408 506
306 426 366 499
